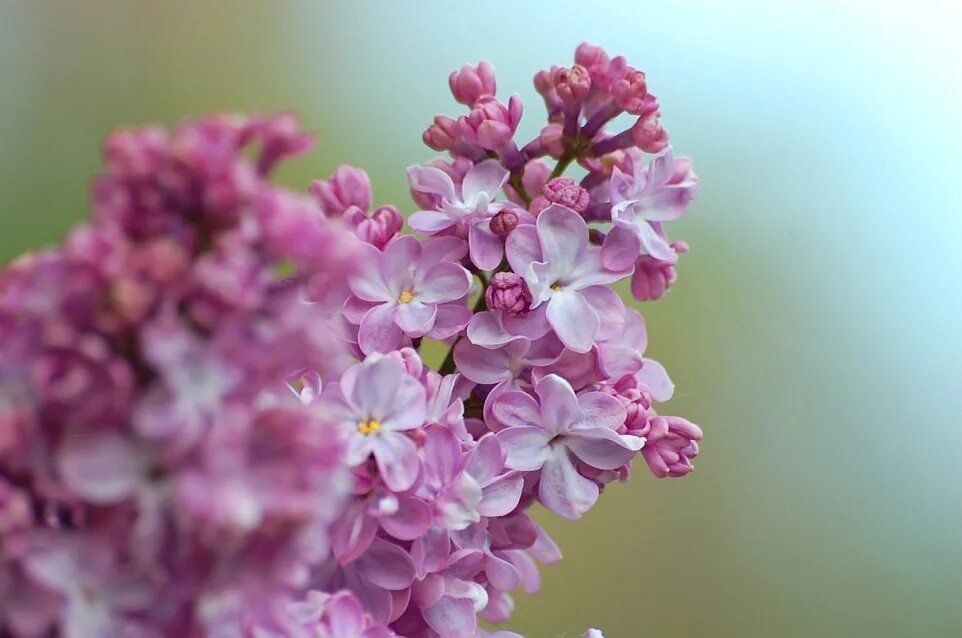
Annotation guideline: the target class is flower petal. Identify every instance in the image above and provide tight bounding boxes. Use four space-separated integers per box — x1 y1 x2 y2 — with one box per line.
372 431 421 491
358 303 403 354
496 426 551 471
536 204 588 276
534 374 583 436
538 446 599 520
417 262 472 304
546 290 599 353
407 164 456 202
575 391 628 430
394 300 437 337
409 210 456 234
468 223 505 271
462 159 510 203
491 391 542 430
636 357 674 402
565 427 642 470
454 340 513 385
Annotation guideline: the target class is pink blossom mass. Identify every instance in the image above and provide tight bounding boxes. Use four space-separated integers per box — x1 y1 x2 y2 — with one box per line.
0 42 702 637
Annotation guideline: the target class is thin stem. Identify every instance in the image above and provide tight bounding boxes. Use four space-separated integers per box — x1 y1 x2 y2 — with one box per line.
550 153 575 180
508 173 531 206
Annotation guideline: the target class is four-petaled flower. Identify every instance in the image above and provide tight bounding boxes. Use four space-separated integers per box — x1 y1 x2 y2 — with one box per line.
326 355 427 491
348 235 472 354
494 374 643 519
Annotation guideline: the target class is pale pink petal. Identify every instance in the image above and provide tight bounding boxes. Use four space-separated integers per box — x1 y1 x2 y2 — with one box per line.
350 356 402 415
538 446 599 520
491 391 542 430
381 235 421 291
331 505 378 563
394 300 437 337
601 225 641 271
565 427 642 470
468 224 504 271
575 391 628 430
504 224 542 273
454 340 513 385
349 243 394 302
496 426 551 471
637 357 674 402
380 495 432 541
407 164 456 202
534 374 583 436
629 217 675 260
418 262 472 304
358 303 403 354
346 434 375 465
478 473 523 518
466 433 506 485
500 303 551 340
372 431 420 491
484 552 522 592
356 537 416 590
466 310 516 348
381 376 426 431
580 285 626 340
546 290 599 353
462 159 510 203
426 303 472 340
423 596 477 638
409 210 456 234
536 204 588 275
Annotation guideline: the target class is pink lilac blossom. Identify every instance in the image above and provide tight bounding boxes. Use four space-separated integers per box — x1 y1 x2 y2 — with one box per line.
0 41 703 638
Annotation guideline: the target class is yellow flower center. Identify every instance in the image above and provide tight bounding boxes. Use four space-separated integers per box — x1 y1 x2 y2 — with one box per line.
551 283 563 291
398 290 415 304
357 419 382 436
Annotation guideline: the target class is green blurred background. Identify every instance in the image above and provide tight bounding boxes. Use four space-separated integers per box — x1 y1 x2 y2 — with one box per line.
2 1 961 636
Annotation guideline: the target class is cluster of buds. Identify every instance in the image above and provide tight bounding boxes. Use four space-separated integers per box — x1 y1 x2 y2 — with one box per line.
0 42 702 638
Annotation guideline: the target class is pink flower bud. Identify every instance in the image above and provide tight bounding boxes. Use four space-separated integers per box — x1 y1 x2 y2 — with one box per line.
640 415 703 478
631 241 687 302
538 122 566 158
631 111 669 153
458 95 523 151
575 42 610 77
448 61 497 106
309 165 372 216
489 209 519 238
422 115 461 152
484 272 532 317
611 69 654 115
552 64 592 104
344 205 404 250
543 177 590 213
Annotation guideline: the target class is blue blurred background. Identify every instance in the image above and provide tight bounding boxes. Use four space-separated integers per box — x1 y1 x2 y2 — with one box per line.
2 1 960 636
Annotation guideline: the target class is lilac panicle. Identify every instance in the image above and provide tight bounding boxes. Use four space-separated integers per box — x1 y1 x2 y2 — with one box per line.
1 41 704 638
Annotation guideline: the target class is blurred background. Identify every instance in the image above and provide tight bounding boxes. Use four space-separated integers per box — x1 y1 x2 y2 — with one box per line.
1 1 960 636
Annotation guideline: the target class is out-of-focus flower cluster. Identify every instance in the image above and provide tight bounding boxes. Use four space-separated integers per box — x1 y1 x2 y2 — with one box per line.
1 42 702 638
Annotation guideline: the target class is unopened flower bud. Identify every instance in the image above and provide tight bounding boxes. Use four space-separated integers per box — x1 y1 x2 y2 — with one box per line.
484 272 532 317
422 115 461 152
543 177 590 213
611 69 653 115
458 96 523 151
552 64 592 104
309 165 372 217
631 111 669 153
489 209 519 238
344 205 404 250
449 61 497 106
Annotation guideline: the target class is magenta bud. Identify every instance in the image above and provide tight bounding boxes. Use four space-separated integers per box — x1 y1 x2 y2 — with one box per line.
449 61 497 106
422 115 461 152
310 165 372 217
484 272 532 317
552 64 592 104
489 209 519 238
631 111 669 153
611 68 651 115
458 96 523 151
543 177 590 213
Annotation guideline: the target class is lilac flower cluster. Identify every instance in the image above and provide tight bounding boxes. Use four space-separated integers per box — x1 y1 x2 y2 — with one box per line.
0 42 701 638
